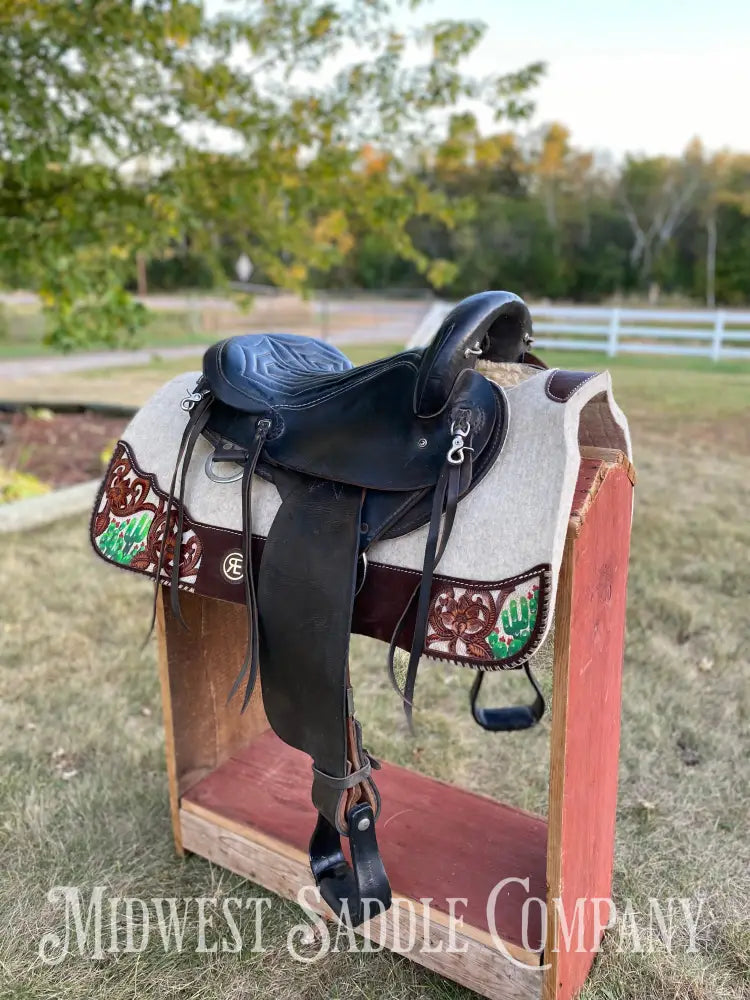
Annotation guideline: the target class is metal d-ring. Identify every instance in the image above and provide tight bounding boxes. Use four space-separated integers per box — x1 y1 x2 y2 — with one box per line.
355 552 368 596
204 450 244 484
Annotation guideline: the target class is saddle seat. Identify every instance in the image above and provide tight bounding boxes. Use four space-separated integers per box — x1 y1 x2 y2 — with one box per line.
204 290 532 416
203 332 356 411
200 290 532 494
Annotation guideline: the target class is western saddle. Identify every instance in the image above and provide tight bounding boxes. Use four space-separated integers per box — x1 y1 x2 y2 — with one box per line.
156 290 544 925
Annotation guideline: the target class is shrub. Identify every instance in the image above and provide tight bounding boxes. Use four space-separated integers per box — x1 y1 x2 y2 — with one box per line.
0 466 50 504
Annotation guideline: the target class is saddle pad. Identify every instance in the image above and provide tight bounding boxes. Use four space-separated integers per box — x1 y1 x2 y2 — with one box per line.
91 365 630 672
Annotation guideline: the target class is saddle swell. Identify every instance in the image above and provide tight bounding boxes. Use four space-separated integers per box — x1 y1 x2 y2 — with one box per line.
152 290 540 927
414 291 533 415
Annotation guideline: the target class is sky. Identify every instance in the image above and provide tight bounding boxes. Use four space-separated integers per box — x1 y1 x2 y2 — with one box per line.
427 0 750 158
205 0 750 158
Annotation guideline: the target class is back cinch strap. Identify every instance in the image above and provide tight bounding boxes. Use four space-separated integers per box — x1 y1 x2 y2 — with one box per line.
469 662 546 732
228 417 272 712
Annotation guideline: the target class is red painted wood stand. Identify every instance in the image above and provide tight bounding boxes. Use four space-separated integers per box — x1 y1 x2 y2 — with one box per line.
155 447 635 1000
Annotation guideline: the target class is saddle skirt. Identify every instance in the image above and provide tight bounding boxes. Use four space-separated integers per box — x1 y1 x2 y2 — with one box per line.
91 362 630 674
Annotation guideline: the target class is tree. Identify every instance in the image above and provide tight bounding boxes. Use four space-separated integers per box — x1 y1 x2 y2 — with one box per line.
529 122 572 232
699 150 750 306
0 0 543 348
618 147 702 294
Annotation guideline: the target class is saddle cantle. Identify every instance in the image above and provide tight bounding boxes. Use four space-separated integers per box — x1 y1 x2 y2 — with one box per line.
92 290 631 928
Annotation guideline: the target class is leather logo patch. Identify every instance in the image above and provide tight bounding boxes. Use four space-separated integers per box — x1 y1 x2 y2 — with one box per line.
221 550 244 583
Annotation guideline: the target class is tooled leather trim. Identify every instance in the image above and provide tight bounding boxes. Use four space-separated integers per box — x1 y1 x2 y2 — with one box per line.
92 440 553 669
386 562 552 671
545 369 599 403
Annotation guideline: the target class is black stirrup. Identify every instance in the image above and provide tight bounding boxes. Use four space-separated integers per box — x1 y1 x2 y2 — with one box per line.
469 663 545 732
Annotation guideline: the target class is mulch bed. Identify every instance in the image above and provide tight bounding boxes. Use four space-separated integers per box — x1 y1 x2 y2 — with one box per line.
0 410 127 487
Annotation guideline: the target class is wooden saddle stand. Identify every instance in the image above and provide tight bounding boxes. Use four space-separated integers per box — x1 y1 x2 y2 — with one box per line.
92 292 635 1000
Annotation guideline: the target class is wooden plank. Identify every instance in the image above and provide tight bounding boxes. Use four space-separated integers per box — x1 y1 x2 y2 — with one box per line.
158 587 270 795
544 463 633 1000
578 446 636 485
181 797 537 964
182 727 548 957
181 806 544 1000
570 452 634 534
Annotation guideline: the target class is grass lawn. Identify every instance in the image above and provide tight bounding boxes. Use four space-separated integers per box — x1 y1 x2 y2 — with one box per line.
0 343 404 406
2 344 749 410
0 351 748 999
0 306 214 359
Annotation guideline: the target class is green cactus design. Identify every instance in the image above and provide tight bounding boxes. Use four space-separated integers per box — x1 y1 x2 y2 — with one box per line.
488 631 509 658
488 584 541 661
528 587 539 619
502 595 530 638
97 512 153 565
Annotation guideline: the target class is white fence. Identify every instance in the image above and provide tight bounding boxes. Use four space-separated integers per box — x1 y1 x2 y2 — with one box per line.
409 301 750 361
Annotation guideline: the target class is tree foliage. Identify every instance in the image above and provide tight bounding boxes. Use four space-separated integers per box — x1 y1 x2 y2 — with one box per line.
324 123 750 307
4 2 749 344
0 0 543 348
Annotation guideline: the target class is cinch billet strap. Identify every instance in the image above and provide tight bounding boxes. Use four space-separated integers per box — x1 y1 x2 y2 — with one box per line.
386 458 464 729
227 417 271 711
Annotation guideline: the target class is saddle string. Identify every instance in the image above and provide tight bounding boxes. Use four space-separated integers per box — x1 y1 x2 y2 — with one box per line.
403 458 463 728
385 455 464 726
169 402 213 625
147 390 212 637
228 417 272 712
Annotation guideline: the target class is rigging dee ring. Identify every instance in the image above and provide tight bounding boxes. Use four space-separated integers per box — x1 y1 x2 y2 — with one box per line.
204 450 244 484
355 552 368 597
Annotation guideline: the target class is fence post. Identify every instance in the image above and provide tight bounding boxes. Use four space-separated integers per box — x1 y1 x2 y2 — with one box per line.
711 311 725 362
607 308 620 357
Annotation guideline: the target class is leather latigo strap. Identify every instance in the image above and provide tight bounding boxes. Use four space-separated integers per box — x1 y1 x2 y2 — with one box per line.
386 450 464 729
148 386 212 635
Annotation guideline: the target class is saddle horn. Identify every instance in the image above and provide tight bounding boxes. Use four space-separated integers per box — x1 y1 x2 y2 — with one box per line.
413 291 533 417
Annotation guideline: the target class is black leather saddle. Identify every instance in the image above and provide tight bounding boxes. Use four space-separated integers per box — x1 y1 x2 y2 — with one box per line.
156 290 544 926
